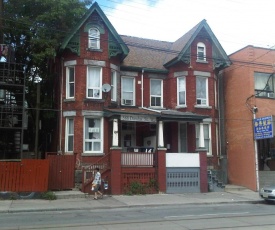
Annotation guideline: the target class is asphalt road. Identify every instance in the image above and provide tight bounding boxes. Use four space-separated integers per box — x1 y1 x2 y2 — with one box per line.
1 203 275 229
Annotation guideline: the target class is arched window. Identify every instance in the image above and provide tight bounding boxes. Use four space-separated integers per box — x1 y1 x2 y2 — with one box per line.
88 28 100 49
197 42 206 61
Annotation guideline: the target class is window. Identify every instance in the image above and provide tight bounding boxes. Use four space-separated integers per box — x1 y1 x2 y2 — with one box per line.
87 66 102 99
66 66 75 98
121 77 135 106
111 70 117 101
84 118 103 153
177 77 186 106
88 28 100 49
150 79 163 107
65 118 74 152
196 123 211 155
196 76 208 105
254 72 275 98
179 123 187 152
197 42 206 61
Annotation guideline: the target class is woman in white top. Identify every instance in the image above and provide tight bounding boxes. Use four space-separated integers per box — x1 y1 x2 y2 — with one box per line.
92 167 103 200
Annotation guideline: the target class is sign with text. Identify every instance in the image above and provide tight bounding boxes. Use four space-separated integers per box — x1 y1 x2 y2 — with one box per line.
254 116 274 140
121 114 156 122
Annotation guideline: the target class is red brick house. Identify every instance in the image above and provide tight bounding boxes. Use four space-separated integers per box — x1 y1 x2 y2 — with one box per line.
222 45 275 191
55 2 230 194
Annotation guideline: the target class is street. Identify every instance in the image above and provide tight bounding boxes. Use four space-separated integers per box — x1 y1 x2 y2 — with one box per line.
1 202 275 229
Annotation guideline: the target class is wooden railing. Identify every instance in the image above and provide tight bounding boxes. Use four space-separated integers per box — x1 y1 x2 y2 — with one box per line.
82 153 111 192
121 152 155 167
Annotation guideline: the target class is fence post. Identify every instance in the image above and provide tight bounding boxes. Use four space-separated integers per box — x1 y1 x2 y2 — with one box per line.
156 148 166 193
110 147 122 195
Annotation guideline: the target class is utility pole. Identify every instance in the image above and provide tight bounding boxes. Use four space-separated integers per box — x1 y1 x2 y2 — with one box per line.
253 106 259 192
34 82 40 159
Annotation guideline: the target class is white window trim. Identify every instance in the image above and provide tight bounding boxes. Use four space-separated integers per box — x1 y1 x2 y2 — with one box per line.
197 42 206 61
83 117 103 155
196 123 212 156
88 27 100 49
196 76 209 106
121 77 135 106
177 77 186 107
65 118 74 153
150 79 163 108
111 70 117 102
66 66 75 99
86 66 102 99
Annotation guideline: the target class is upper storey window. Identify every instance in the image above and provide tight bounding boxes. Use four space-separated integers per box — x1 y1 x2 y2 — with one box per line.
197 42 206 61
121 77 135 106
196 76 208 106
87 66 102 99
177 77 186 106
88 28 100 49
66 66 75 99
254 72 275 98
150 79 163 107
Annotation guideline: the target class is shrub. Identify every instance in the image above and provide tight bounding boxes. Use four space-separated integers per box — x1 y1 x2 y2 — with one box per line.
41 191 56 200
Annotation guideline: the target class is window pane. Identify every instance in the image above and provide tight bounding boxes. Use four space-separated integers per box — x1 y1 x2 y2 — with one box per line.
151 80 161 96
196 77 206 98
84 118 102 152
111 71 116 101
87 67 101 98
178 78 186 105
122 77 134 104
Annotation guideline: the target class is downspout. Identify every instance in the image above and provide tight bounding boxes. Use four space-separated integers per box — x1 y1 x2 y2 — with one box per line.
141 69 144 108
59 58 64 154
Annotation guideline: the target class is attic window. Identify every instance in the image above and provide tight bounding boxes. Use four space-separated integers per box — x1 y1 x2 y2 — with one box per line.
197 42 206 61
88 28 100 49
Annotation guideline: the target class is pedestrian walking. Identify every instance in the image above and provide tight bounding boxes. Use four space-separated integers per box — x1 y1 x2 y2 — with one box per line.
92 167 103 200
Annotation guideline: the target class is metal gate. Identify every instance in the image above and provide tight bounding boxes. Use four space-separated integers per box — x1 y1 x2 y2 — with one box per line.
166 167 200 193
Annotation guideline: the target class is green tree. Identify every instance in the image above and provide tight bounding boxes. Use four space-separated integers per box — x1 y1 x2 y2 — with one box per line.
2 0 92 154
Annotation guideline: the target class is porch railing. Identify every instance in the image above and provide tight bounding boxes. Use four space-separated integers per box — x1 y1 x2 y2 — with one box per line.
121 152 155 167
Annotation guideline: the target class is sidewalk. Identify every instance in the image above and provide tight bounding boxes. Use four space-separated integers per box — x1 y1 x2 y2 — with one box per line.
0 188 263 213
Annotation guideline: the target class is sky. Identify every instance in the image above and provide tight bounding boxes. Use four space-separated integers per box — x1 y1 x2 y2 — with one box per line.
95 0 275 55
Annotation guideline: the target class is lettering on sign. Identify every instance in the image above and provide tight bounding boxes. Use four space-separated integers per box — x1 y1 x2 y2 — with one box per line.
121 115 156 122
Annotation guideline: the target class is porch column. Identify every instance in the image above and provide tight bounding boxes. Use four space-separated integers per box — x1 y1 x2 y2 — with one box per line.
158 120 164 147
199 122 205 148
112 119 119 147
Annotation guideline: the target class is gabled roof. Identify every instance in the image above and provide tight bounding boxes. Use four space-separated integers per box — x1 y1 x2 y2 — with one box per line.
121 19 230 71
164 19 230 68
60 2 129 59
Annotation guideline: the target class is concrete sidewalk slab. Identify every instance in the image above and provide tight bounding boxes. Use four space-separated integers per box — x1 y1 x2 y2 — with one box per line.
0 190 263 214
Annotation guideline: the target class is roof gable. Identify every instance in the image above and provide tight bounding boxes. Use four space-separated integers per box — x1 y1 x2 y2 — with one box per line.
164 19 231 68
59 2 129 58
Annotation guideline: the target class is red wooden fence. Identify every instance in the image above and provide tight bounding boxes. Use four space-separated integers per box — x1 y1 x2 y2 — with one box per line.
47 155 75 190
0 159 49 192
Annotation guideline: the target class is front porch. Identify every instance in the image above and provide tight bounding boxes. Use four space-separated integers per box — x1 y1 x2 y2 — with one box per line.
81 147 208 195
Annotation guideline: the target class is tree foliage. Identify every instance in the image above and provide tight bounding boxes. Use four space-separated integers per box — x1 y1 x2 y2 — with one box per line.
2 0 92 152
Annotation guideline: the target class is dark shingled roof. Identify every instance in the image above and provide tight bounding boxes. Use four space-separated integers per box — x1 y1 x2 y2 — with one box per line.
120 20 202 71
120 35 173 70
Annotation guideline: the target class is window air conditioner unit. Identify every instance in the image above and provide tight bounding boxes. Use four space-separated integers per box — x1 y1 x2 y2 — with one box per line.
123 99 133 105
88 127 99 133
267 93 275 98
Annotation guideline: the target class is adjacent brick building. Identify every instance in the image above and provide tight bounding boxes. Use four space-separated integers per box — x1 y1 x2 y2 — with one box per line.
222 45 275 191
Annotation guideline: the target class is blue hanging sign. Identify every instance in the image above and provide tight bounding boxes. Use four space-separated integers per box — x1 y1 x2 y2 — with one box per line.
254 116 274 140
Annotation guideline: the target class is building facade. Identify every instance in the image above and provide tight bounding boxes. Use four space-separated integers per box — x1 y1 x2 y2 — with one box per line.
223 45 275 191
56 2 230 193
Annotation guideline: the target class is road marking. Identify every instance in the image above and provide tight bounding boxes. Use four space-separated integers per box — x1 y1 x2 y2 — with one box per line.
165 212 249 219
